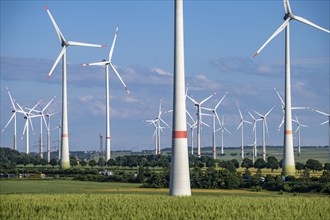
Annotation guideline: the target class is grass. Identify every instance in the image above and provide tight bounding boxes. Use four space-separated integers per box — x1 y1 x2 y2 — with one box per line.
1 193 330 219
1 180 329 219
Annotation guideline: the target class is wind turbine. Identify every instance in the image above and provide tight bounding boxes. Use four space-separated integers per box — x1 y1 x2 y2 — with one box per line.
253 0 329 176
170 0 191 196
44 6 105 169
53 124 62 160
254 107 274 161
202 92 228 159
45 112 58 162
248 111 262 163
187 93 215 158
237 106 252 160
28 97 56 159
292 115 308 157
186 110 197 155
274 87 306 131
312 109 330 162
17 101 41 154
217 115 231 155
146 101 171 155
82 26 130 161
1 87 23 151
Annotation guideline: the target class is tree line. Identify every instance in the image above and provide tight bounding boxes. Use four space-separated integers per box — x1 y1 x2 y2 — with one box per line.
1 147 330 194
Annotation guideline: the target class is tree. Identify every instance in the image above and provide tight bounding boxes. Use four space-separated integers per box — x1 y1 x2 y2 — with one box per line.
40 158 48 167
206 158 216 168
107 159 116 167
266 156 279 172
225 161 236 173
295 162 305 173
49 158 58 168
80 160 87 167
195 160 204 168
305 159 323 173
253 158 267 169
21 157 30 167
230 159 239 169
89 159 97 169
324 163 330 171
70 156 78 166
241 158 253 169
98 157 105 167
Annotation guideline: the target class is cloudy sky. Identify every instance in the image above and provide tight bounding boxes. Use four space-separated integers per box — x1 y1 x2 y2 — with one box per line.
1 0 329 153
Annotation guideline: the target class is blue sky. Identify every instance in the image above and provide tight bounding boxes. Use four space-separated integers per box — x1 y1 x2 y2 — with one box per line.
1 0 329 153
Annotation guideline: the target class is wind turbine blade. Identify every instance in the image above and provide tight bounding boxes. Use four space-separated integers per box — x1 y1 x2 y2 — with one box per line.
109 26 119 61
253 18 290 57
1 113 15 133
201 121 210 128
265 119 269 136
238 107 243 120
28 100 41 115
201 107 213 111
320 120 329 126
158 101 162 118
67 41 106 48
283 0 292 14
313 109 329 116
254 110 263 118
29 117 35 134
224 127 231 135
42 96 56 112
215 92 228 110
200 93 216 105
159 118 171 129
215 112 222 127
186 95 198 105
294 125 299 134
81 61 109 66
46 46 66 80
265 106 274 117
45 5 66 43
109 63 131 95
292 15 330 34
301 124 308 128
277 117 284 131
248 111 256 121
186 110 195 123
292 107 306 110
237 121 243 130
274 88 285 107
6 87 17 110
244 120 253 125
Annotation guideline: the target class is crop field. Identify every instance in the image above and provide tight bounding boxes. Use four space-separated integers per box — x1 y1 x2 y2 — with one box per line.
1 180 330 219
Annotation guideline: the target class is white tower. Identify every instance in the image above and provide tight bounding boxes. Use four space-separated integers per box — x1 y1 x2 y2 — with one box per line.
169 0 191 196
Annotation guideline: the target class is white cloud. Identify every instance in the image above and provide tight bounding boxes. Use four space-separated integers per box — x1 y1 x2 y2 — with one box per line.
151 67 172 76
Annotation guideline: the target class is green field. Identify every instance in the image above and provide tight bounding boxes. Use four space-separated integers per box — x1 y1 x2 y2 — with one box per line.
1 180 329 219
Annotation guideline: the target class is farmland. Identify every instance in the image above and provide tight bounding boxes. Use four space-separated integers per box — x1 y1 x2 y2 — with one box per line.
1 180 330 219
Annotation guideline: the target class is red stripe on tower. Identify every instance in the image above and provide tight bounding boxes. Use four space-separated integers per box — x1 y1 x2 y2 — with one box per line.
173 131 187 138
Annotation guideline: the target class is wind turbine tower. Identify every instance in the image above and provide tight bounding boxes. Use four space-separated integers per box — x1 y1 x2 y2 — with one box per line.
254 107 274 161
1 87 23 151
203 92 228 159
45 6 105 169
292 115 308 157
253 0 329 176
312 109 330 162
187 93 215 158
248 111 262 163
218 115 231 155
170 0 191 196
237 107 252 160
82 26 130 161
